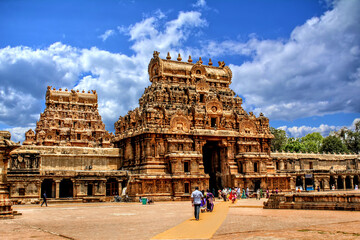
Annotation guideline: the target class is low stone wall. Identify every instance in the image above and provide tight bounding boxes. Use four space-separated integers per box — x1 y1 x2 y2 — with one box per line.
264 192 360 211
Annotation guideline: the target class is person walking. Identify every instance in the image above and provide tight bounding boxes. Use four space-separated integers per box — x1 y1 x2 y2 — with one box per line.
191 187 203 221
41 191 48 207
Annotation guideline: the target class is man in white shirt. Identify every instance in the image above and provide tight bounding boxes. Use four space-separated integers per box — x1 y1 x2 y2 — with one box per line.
191 186 204 220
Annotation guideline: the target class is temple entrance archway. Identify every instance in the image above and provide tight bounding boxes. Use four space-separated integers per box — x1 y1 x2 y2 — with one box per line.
41 179 54 198
203 141 223 192
60 179 73 198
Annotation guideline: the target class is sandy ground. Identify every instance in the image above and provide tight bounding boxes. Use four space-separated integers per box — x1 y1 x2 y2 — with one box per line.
1 197 360 240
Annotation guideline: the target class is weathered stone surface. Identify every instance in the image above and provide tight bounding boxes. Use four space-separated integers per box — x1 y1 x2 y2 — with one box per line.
0 131 19 218
264 192 360 211
24 86 112 148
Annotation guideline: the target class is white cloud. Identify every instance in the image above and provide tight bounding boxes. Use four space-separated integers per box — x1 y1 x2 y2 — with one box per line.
0 10 207 143
279 124 342 138
278 118 360 138
200 0 360 121
99 29 115 41
192 0 206 8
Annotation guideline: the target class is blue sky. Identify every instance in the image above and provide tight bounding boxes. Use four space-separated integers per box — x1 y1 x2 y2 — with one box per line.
0 0 359 142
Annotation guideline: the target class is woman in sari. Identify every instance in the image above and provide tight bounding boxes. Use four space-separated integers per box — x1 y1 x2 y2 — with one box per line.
206 189 214 212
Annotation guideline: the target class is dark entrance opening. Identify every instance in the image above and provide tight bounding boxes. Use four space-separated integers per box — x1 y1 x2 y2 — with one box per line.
296 176 303 189
106 178 118 196
87 184 93 196
354 175 359 187
345 176 352 189
41 179 54 198
60 179 73 198
330 176 336 188
203 141 222 193
254 180 261 191
337 176 344 189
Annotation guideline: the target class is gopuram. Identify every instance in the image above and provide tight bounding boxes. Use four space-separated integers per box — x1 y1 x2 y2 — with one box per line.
113 51 275 200
2 51 360 203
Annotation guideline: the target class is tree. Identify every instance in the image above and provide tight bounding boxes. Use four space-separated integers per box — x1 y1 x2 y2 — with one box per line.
320 135 348 153
284 137 306 153
334 120 360 153
300 132 323 153
270 127 287 152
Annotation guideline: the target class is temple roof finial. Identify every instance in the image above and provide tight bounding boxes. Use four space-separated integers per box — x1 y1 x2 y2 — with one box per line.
199 57 203 64
177 53 182 61
208 58 213 66
166 52 171 60
188 55 192 63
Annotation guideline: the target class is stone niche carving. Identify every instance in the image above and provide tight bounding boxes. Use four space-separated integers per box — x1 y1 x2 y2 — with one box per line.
196 80 210 93
206 99 223 115
10 152 40 170
170 114 190 133
239 120 257 134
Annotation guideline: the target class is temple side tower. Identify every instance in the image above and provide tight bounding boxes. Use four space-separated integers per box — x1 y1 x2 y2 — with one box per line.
24 86 112 147
114 51 274 200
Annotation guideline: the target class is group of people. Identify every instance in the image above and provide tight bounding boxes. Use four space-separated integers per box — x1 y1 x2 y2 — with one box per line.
191 187 215 221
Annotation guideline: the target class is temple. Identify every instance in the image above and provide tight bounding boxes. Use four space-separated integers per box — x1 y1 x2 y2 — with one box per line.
23 86 112 148
1 51 359 203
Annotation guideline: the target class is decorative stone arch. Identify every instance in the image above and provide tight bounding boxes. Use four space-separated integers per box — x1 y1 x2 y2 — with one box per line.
170 114 190 133
190 64 206 80
148 51 163 81
239 120 257 135
205 99 223 116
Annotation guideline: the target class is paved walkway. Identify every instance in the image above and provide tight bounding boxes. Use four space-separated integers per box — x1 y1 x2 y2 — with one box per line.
152 202 229 239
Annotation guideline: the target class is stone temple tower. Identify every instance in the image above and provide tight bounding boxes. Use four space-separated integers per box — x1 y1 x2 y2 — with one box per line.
24 86 112 148
114 51 273 200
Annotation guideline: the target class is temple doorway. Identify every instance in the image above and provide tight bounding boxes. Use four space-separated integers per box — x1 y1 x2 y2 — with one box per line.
87 183 93 196
60 179 73 198
106 178 118 196
203 141 223 192
41 179 54 198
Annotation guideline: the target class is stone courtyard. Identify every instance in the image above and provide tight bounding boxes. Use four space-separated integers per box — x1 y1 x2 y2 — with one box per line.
2 193 360 240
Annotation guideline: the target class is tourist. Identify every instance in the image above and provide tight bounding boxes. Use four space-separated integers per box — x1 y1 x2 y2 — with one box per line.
317 186 320 192
275 188 279 194
266 188 269 198
355 184 358 190
236 187 241 199
246 187 249 198
41 191 47 207
260 188 263 198
206 190 214 212
200 195 206 213
241 188 247 199
222 188 227 201
191 187 203 221
256 188 260 200
229 190 236 203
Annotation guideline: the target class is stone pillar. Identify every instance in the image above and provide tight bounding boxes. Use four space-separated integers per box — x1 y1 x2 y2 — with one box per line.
55 180 60 199
324 177 330 191
342 176 346 190
334 176 338 189
279 160 284 170
289 177 296 191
